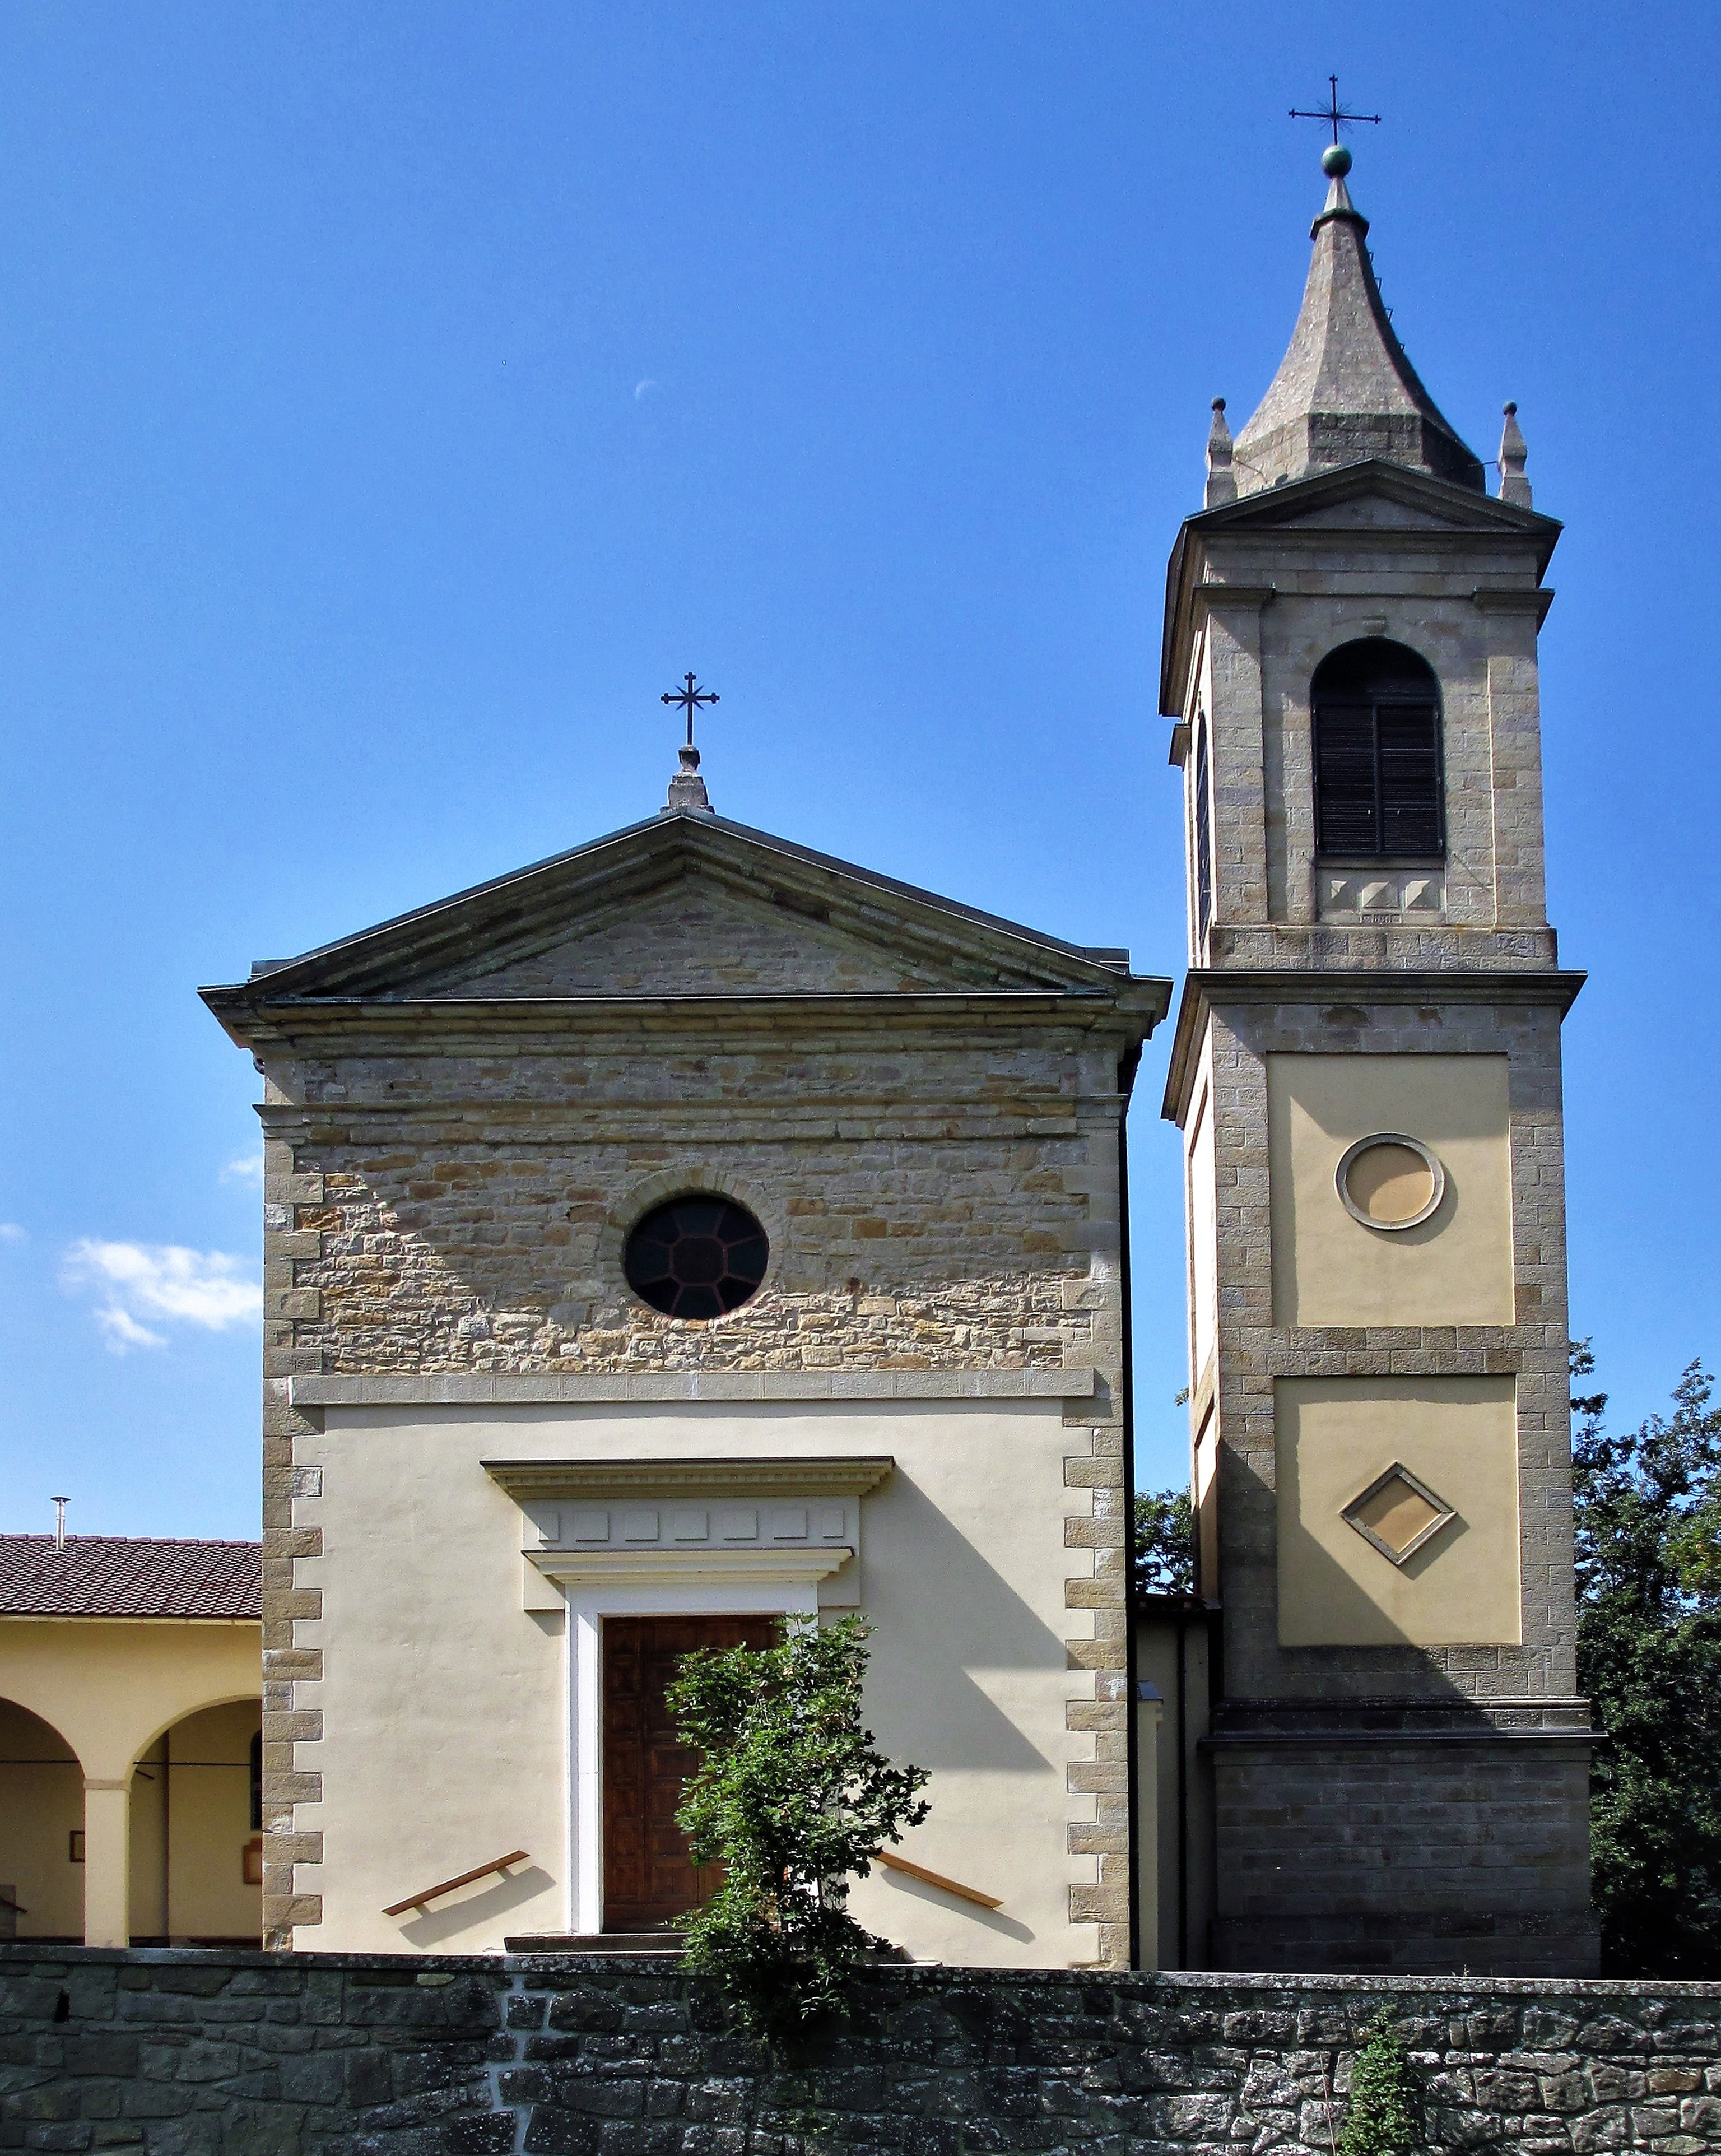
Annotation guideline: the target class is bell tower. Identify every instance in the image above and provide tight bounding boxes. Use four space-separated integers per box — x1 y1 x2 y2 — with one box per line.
1159 145 1598 1974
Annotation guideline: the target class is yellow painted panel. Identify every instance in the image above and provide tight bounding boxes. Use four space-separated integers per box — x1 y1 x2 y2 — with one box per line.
1267 1053 1514 1327
1276 1376 1521 1646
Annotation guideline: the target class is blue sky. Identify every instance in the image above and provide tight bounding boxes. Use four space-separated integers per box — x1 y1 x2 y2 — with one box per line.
1 4 1717 1536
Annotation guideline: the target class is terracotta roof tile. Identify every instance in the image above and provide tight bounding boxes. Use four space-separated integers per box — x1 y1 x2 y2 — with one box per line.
0 1536 262 1620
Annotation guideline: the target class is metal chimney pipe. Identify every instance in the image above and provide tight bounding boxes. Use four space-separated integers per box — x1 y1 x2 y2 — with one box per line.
51 1497 68 1553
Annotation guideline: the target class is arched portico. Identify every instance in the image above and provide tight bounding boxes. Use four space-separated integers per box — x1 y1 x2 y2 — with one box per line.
0 1618 261 1945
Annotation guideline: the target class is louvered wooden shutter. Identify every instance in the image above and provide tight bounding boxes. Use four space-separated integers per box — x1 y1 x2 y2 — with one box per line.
1378 701 1443 854
1314 699 1380 853
1194 719 1213 936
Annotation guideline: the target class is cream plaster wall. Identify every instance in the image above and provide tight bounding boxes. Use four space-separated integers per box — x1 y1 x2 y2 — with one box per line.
0 1620 261 1785
157 1702 262 1941
291 1397 1095 1966
1194 1406 1219 1601
1267 1053 1514 1328
1275 1376 1522 1647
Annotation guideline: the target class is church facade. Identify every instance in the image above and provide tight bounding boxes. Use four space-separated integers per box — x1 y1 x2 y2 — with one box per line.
206 146 1598 1974
205 799 1170 1967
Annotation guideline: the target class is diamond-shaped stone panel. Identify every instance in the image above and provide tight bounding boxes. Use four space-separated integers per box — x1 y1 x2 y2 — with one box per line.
1341 1462 1457 1565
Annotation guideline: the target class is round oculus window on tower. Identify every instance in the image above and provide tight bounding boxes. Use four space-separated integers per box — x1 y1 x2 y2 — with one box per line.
622 1195 769 1321
1334 1133 1446 1232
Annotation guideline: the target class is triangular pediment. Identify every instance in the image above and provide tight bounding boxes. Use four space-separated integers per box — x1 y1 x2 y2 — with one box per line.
203 810 1145 1015
427 868 957 997
1278 492 1478 532
1192 458 1560 541
1159 459 1561 714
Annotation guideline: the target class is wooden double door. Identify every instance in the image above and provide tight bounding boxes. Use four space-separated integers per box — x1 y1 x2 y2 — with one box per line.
601 1614 778 1933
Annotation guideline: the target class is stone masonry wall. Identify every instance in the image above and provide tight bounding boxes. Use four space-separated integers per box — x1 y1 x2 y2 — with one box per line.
5 1950 1721 2156
261 1029 1120 1377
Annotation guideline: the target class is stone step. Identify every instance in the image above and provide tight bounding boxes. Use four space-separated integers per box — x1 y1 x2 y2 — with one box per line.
504 1932 687 1959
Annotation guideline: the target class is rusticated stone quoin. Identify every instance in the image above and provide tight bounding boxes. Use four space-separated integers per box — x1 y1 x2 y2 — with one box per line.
4 1949 1721 2156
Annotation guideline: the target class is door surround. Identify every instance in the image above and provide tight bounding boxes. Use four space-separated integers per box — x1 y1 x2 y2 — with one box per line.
559 1576 821 1935
489 1453 894 1938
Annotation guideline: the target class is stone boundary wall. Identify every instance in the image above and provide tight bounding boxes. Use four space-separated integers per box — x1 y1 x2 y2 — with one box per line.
5 1950 1721 2156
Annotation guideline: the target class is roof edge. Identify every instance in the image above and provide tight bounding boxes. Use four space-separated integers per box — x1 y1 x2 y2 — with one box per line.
201 809 1157 1014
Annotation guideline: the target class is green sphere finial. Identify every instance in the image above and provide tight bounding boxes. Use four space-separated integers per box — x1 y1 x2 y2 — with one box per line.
1322 142 1352 178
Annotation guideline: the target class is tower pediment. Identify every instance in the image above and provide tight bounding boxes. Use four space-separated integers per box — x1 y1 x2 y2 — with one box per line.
1160 460 1560 717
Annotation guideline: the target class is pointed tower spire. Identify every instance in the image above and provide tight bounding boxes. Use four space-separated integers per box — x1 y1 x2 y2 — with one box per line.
1231 145 1484 495
1205 398 1238 506
1497 401 1532 507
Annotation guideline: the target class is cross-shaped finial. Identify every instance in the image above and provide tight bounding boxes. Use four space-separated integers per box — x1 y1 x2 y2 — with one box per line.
661 671 719 749
1290 75 1380 146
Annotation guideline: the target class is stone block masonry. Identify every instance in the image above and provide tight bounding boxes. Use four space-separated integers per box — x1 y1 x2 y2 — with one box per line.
5 1948 1721 2156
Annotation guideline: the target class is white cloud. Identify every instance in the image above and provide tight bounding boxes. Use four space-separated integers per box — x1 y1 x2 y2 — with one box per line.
63 1240 263 1354
96 1303 166 1351
0 1222 24 1244
221 1151 264 1187
634 377 659 400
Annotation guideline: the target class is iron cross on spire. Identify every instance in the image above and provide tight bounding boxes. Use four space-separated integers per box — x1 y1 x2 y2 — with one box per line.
1290 75 1381 145
661 671 719 749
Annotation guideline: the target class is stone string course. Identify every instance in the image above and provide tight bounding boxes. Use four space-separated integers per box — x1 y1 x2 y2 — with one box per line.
4 1953 1720 2156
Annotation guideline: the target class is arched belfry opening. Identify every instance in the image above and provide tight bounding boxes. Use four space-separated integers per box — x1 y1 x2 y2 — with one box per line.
1310 637 1444 861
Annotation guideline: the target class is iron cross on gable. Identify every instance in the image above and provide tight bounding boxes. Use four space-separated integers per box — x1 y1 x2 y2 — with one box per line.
1290 75 1381 145
662 672 719 749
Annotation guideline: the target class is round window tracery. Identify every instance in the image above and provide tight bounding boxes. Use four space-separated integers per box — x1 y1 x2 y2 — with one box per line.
1334 1133 1446 1232
622 1195 769 1321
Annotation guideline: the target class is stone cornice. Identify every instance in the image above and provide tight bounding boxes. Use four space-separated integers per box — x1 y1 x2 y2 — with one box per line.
253 1099 1124 1141
1472 586 1557 624
1161 965 1588 1124
211 986 1170 1055
292 1368 1097 1409
483 1455 896 1501
526 1546 853 1592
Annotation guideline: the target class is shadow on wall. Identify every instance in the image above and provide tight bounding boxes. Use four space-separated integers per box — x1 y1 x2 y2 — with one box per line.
0 1699 82 1941
397 1866 557 1950
843 1447 1072 1776
873 1862 1036 1945
1225 1443 1515 1694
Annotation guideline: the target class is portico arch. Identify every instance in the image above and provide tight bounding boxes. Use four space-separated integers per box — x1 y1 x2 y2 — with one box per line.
0 1620 261 1944
0 1698 83 1941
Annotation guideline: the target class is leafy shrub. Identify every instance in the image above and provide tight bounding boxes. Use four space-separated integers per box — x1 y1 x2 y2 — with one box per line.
1573 1346 1721 1974
1338 2012 1422 2156
1133 1486 1195 1595
666 1614 929 2043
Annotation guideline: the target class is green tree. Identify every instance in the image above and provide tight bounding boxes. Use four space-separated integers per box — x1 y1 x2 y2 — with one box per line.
1573 1345 1721 1974
1337 2012 1422 2156
666 1614 929 2042
1133 1486 1195 1595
